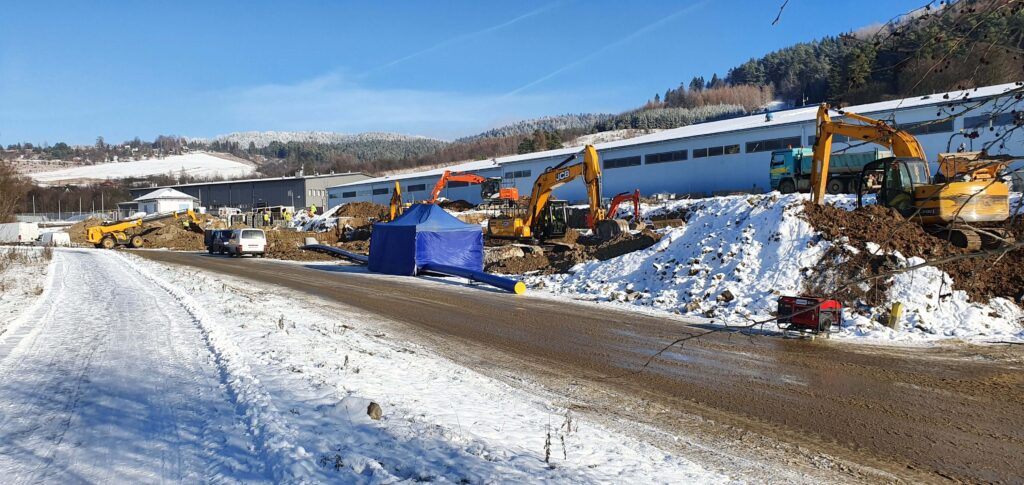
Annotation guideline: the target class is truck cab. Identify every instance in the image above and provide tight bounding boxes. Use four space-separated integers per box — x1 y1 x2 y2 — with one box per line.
770 147 893 194
769 148 812 194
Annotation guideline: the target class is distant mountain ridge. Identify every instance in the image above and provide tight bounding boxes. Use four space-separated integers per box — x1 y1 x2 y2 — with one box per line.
196 131 443 149
456 113 614 142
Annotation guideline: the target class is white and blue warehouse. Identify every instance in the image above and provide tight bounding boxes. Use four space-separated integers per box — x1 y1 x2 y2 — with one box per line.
328 82 1024 207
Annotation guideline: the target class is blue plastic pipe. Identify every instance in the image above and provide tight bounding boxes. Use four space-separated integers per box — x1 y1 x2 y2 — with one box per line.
420 263 526 295
300 244 369 264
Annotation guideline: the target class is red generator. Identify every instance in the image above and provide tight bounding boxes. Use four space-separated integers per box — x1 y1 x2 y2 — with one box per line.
777 296 843 334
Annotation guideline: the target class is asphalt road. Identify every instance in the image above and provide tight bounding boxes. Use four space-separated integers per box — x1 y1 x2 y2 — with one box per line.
135 250 1024 483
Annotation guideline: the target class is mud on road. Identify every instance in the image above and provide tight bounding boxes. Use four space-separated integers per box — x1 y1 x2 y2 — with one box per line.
135 250 1024 483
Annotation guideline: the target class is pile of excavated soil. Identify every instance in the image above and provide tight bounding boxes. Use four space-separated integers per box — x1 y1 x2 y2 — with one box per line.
265 230 339 261
67 218 103 244
440 199 475 212
336 240 370 254
139 220 207 251
802 201 1024 304
486 229 661 275
337 202 387 219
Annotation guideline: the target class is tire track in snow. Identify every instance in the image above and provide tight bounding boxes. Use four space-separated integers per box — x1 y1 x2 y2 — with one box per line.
114 251 317 482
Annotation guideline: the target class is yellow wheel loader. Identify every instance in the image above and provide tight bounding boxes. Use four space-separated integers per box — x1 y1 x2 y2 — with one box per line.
86 209 203 249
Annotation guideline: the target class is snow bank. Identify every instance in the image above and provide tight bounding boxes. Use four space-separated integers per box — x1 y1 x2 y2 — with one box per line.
118 253 723 483
30 152 254 184
529 193 1024 344
0 247 54 339
530 194 826 322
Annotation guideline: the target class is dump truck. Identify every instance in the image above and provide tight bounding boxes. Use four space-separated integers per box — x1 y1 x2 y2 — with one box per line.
770 147 892 194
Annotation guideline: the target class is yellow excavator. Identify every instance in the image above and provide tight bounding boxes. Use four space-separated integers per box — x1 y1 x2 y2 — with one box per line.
387 181 404 221
87 209 203 249
487 144 628 241
810 103 1012 250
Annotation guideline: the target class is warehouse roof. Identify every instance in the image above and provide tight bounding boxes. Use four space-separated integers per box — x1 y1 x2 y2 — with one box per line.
334 82 1021 188
134 188 197 202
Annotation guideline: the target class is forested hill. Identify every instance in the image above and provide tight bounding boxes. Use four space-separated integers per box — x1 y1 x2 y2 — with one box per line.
655 0 1022 108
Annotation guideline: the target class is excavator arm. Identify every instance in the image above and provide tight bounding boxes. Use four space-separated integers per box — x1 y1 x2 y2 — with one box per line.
522 145 605 231
389 181 403 221
428 170 488 203
810 103 927 204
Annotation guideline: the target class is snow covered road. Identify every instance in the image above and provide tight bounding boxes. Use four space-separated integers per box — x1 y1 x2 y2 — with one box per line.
0 249 268 483
0 248 727 484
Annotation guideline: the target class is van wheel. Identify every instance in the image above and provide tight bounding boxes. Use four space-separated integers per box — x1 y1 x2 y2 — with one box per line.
779 179 796 194
826 178 846 194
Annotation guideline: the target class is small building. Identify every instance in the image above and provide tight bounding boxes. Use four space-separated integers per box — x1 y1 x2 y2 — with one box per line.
128 172 371 212
134 188 197 214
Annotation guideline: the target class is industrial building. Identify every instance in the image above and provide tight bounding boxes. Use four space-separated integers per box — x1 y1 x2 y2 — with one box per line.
129 172 370 211
327 83 1024 206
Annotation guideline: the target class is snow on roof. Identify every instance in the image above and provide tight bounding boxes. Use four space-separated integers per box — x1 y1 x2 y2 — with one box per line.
334 82 1023 189
134 188 198 202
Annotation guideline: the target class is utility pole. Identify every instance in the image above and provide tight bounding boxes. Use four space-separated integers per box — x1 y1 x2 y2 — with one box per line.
32 195 36 215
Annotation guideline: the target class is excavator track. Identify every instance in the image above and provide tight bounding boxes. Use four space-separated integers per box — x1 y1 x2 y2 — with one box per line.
927 225 982 251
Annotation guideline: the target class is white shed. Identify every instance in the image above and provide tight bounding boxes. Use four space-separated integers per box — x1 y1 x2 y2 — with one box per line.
134 188 198 214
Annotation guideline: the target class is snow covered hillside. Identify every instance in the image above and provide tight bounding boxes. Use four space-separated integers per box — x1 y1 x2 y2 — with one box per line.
29 152 255 185
0 248 723 483
201 131 442 148
528 193 1024 344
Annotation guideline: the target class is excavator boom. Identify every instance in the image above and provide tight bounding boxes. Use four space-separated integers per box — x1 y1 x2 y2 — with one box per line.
811 103 927 204
522 145 604 232
428 170 489 203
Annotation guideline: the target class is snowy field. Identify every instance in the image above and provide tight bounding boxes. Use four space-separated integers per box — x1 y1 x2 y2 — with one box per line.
528 193 1024 345
0 248 725 483
0 246 51 338
29 152 255 184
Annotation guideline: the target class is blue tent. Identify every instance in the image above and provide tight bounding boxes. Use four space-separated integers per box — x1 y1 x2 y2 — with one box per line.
368 204 484 276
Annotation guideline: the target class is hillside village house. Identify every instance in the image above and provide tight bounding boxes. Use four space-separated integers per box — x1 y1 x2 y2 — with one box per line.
134 188 197 214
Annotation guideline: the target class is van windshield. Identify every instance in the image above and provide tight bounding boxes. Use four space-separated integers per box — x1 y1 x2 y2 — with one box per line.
241 230 265 240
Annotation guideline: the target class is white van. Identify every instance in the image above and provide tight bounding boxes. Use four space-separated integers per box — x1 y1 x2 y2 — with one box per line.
225 229 266 257
38 231 72 246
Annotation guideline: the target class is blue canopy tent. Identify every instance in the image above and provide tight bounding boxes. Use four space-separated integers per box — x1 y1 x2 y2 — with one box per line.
369 204 484 276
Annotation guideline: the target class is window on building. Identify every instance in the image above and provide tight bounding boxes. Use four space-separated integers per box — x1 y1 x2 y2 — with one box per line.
901 119 954 135
646 150 687 164
745 136 801 153
503 169 532 179
407 184 426 192
447 181 470 188
964 112 1019 130
693 143 739 158
372 188 389 195
342 191 357 198
603 156 642 169
807 134 851 146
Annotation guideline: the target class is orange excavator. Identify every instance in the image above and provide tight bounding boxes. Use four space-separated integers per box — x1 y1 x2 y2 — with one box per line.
589 189 643 238
427 170 519 205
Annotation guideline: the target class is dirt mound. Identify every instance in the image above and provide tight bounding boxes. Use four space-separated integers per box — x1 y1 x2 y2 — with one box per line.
593 228 661 261
336 240 370 254
139 220 206 251
802 201 1024 304
265 230 339 261
67 218 104 244
440 199 475 212
337 202 387 219
485 229 662 275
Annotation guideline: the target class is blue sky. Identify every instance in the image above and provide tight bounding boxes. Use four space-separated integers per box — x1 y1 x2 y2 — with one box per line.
0 0 927 145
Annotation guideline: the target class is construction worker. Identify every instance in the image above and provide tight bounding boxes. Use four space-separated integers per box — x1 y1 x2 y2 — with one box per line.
262 211 270 227
283 209 292 224
309 205 317 216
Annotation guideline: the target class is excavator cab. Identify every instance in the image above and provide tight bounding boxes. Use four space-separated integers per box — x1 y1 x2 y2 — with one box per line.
857 157 930 216
538 200 569 239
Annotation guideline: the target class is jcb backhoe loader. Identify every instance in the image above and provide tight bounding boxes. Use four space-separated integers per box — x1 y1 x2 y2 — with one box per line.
87 208 203 249
486 144 628 241
810 103 1011 250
